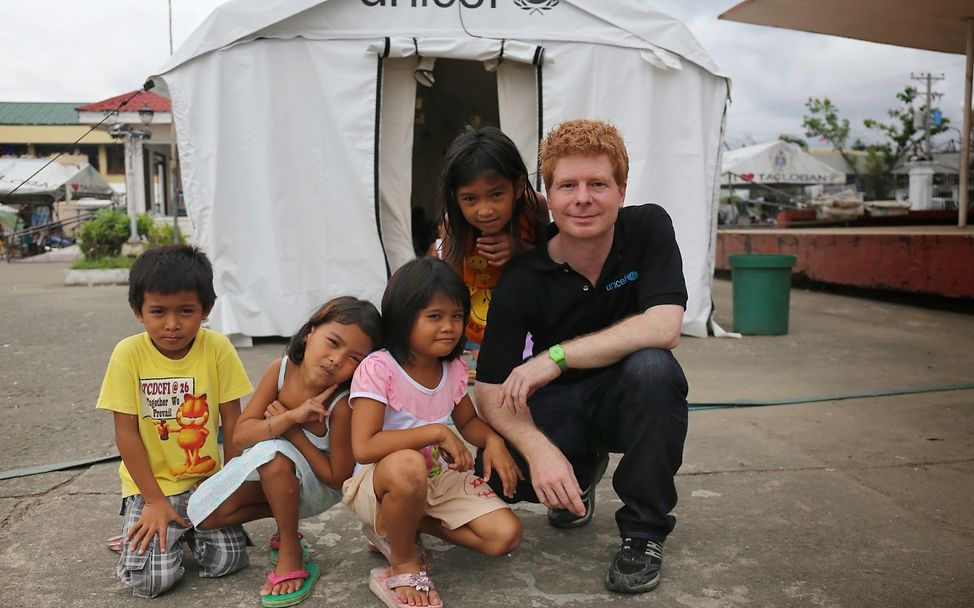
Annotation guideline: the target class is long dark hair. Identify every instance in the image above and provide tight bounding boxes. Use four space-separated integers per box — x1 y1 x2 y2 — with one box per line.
381 257 470 366
286 297 382 364
439 126 547 269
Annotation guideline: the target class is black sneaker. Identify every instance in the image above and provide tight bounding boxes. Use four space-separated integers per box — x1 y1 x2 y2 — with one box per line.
546 452 610 529
605 537 663 593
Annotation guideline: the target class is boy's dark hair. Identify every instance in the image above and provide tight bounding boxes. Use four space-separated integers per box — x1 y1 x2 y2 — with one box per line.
287 297 383 364
381 257 470 366
128 245 217 312
439 126 547 269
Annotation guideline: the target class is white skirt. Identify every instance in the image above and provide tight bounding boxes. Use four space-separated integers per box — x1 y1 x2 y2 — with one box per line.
187 437 343 524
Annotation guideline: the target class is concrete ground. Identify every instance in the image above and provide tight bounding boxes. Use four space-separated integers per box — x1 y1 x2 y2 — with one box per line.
0 260 972 607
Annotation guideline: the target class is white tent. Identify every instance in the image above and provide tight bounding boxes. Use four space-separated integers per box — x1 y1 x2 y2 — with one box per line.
149 0 730 339
0 158 115 205
722 141 847 186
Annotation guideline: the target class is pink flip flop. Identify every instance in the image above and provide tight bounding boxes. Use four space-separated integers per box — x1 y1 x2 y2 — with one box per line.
368 566 443 608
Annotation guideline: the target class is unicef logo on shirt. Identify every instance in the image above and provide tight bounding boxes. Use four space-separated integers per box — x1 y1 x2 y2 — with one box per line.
605 271 639 292
515 0 559 15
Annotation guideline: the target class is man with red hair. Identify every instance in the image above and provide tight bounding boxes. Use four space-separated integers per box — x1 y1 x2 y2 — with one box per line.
475 118 689 594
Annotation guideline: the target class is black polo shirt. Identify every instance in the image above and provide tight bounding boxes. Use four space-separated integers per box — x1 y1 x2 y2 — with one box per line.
477 203 687 385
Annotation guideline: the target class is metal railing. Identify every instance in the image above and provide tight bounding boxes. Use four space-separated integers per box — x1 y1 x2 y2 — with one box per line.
2 212 97 262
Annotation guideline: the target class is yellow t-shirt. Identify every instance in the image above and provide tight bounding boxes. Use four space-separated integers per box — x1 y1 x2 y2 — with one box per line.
96 328 254 498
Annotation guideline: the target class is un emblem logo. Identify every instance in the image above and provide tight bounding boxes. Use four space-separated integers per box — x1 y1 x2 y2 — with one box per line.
515 0 559 15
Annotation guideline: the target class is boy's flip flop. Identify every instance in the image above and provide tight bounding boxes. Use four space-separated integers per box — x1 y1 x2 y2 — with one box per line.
268 530 304 550
270 541 310 566
261 563 320 608
369 566 444 608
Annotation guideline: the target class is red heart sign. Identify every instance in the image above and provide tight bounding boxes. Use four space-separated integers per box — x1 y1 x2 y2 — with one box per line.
740 172 754 182
71 183 80 192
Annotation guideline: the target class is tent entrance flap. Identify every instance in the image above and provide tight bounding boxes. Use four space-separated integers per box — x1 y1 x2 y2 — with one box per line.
377 53 540 273
412 58 500 223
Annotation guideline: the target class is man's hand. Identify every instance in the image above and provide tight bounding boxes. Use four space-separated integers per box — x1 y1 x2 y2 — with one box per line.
497 354 562 414
126 500 190 554
476 232 513 267
525 440 585 516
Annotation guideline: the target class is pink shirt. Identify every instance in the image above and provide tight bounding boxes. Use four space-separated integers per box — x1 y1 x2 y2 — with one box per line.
349 350 468 430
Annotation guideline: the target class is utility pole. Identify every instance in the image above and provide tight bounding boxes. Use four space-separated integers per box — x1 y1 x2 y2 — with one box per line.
169 0 182 244
910 72 945 158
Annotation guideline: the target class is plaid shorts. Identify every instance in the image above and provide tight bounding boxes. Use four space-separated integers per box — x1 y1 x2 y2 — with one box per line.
116 491 249 598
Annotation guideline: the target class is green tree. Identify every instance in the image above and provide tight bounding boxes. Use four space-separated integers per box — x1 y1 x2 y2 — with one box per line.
802 97 861 184
778 134 808 150
802 86 949 200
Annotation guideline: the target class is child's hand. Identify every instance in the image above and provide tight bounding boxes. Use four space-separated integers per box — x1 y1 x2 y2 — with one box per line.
264 400 288 419
476 232 513 267
126 500 190 555
481 435 524 498
289 387 337 425
436 426 473 472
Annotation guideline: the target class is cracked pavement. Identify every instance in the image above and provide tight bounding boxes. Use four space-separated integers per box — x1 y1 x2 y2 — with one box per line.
1 261 972 607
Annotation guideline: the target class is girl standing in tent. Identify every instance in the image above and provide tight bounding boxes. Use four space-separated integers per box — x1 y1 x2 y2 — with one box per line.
439 127 548 375
187 297 381 607
343 257 523 608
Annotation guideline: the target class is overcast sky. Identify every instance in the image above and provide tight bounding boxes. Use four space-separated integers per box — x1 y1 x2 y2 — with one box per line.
0 0 967 149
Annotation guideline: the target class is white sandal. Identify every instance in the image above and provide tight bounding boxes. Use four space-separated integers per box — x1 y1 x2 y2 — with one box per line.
362 524 434 570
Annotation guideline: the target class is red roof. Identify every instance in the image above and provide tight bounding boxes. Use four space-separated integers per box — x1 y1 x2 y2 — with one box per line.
76 90 171 113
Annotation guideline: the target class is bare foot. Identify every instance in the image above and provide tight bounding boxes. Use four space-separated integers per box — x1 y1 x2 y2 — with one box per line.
261 541 305 597
390 559 441 607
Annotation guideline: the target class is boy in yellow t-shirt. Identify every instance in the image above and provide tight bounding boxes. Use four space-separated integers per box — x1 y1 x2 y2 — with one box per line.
96 244 254 598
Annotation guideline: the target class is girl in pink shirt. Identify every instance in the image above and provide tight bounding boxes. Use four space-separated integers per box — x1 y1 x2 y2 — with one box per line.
342 257 523 608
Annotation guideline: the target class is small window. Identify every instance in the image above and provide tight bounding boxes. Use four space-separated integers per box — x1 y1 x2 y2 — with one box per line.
0 144 28 157
77 145 100 170
106 145 125 175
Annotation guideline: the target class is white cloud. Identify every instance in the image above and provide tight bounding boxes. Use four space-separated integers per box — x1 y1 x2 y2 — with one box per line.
658 0 967 148
0 0 228 102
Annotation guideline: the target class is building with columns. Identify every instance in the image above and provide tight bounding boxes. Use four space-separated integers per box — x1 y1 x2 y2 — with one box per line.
77 91 176 219
0 101 123 185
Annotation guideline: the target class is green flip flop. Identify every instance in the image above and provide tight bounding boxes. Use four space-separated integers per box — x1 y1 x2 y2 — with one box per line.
261 562 320 608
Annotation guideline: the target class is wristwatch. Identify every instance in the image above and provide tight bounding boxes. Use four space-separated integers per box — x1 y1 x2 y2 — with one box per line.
548 344 568 372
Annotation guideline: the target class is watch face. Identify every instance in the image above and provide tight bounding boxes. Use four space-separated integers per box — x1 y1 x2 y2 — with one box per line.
549 345 567 370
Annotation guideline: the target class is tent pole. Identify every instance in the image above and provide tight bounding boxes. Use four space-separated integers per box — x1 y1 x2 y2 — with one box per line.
959 18 973 228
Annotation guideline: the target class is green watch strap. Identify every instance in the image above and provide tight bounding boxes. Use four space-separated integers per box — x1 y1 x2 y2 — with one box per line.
548 344 568 372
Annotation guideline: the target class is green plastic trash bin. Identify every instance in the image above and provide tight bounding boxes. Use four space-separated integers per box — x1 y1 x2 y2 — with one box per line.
729 254 798 335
